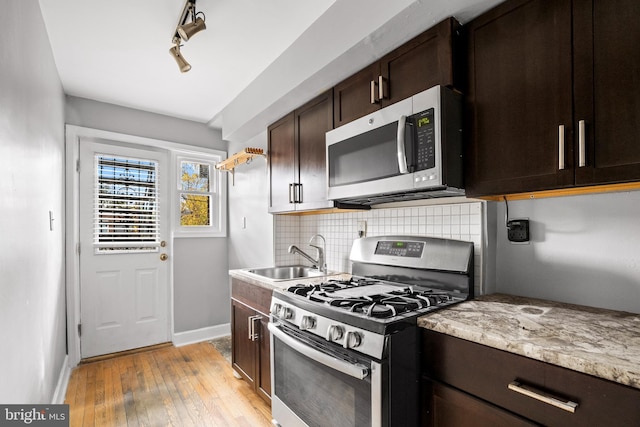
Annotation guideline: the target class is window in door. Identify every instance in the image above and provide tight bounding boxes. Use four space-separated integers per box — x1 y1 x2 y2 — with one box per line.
94 155 160 253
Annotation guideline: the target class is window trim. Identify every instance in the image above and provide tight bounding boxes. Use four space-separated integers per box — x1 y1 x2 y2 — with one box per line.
172 150 227 238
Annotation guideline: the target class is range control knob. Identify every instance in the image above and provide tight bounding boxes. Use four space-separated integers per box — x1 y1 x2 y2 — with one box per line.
279 306 294 320
270 303 282 317
326 325 345 342
300 315 317 330
344 331 363 349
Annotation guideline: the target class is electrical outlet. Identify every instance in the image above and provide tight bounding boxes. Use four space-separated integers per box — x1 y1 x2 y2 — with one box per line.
507 219 530 243
357 220 367 238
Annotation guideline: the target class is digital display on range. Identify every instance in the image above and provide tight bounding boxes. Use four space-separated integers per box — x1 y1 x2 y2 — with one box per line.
374 241 424 257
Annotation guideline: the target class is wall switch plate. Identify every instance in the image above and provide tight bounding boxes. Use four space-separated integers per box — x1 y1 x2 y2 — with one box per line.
357 220 367 238
507 219 529 243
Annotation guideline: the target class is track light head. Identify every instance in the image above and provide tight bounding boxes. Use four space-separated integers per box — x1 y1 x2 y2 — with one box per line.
170 0 206 73
178 16 206 41
169 44 191 73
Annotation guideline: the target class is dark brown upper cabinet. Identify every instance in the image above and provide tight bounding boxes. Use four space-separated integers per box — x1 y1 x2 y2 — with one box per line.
573 0 640 186
464 0 640 197
268 90 334 213
333 17 461 128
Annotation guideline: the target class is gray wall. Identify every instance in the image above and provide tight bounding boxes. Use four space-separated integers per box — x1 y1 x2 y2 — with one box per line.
0 0 67 403
227 131 274 270
493 191 640 313
66 96 225 151
173 238 230 332
66 96 231 334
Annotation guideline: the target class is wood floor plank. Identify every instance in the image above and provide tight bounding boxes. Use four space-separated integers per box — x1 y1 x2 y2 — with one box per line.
65 342 272 427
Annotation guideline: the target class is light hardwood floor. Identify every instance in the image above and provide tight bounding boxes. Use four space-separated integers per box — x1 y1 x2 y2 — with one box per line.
65 342 272 427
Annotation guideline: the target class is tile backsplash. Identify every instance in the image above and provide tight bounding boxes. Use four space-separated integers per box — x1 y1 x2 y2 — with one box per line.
275 201 485 296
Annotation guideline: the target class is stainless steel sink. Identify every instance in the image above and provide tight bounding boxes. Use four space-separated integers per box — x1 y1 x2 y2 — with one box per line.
246 265 326 281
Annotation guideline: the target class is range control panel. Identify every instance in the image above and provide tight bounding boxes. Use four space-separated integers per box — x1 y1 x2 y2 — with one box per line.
374 241 425 258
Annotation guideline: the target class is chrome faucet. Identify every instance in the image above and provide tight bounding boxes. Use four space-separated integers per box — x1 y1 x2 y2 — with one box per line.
288 234 327 273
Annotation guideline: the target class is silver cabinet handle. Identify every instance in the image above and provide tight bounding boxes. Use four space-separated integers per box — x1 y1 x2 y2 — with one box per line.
269 322 369 380
370 80 378 104
378 75 385 100
558 125 565 170
248 315 261 341
291 183 302 204
578 120 586 167
288 183 294 204
508 381 578 413
397 115 409 173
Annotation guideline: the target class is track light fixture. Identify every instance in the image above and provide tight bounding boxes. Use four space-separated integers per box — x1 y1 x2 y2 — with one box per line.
169 44 191 73
170 0 206 73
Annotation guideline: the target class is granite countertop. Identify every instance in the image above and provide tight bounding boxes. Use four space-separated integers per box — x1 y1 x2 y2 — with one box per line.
229 268 350 291
418 293 640 390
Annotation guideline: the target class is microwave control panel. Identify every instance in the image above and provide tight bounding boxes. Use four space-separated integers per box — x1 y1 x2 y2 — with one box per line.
411 108 436 171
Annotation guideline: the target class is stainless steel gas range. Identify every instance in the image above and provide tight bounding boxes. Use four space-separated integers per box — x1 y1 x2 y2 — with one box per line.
268 235 474 427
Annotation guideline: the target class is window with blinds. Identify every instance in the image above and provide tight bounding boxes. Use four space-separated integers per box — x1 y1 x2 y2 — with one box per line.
94 155 160 253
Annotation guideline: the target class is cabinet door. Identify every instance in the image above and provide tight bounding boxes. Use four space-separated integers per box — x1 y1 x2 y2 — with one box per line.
574 0 640 185
256 315 271 402
231 299 256 386
333 63 380 127
268 113 296 213
380 17 458 107
464 0 574 197
296 90 334 211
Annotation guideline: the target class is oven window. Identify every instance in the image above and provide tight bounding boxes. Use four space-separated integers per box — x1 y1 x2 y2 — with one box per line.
273 336 372 427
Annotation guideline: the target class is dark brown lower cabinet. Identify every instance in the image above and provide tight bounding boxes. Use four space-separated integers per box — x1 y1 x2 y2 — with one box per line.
231 278 271 403
424 379 539 426
422 329 640 426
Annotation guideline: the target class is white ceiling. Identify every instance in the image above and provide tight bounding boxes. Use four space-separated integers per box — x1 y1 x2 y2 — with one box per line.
38 0 503 142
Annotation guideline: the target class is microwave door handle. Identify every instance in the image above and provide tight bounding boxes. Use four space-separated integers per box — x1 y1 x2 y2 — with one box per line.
268 322 369 380
397 115 409 173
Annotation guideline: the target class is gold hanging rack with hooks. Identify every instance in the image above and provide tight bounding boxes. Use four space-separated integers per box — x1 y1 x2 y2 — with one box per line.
215 147 266 185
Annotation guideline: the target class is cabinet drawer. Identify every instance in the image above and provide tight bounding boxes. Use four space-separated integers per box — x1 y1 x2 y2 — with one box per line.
422 330 640 426
424 379 539 426
231 278 272 315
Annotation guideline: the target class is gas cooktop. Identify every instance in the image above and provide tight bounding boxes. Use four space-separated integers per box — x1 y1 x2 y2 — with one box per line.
286 278 461 319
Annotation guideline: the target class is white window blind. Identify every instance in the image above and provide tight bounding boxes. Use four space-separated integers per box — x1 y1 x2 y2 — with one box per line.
94 155 160 253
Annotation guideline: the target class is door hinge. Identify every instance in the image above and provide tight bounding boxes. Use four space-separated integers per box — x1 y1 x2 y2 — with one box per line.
76 159 80 172
76 242 81 255
77 323 81 337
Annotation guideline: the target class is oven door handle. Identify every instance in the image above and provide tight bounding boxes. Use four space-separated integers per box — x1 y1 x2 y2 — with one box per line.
268 322 370 380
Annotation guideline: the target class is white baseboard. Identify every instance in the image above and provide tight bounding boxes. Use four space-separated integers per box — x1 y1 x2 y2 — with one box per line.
52 355 71 404
172 323 231 347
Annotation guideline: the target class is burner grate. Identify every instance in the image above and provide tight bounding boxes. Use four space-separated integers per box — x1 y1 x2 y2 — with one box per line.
285 280 457 319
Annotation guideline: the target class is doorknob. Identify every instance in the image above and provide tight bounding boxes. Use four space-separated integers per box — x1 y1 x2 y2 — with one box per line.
160 253 168 261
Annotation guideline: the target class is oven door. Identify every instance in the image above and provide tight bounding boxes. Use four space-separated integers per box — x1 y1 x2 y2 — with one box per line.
269 321 382 427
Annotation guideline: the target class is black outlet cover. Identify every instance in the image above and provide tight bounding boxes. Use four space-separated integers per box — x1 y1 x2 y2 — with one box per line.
507 219 530 242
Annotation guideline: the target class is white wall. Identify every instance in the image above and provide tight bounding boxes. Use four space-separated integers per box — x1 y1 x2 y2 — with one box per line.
493 191 640 313
0 0 67 403
227 131 274 270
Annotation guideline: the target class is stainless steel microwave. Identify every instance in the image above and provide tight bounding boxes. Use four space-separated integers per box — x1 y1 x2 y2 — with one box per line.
326 85 464 205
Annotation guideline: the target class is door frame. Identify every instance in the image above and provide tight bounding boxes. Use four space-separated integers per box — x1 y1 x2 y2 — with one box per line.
65 125 227 366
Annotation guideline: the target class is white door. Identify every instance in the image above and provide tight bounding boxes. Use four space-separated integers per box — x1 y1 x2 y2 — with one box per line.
79 140 170 358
